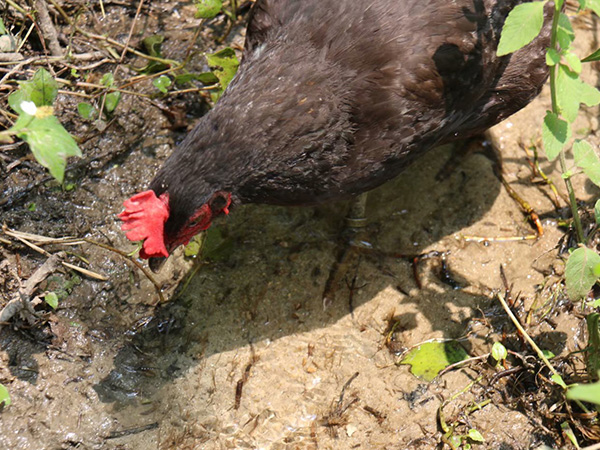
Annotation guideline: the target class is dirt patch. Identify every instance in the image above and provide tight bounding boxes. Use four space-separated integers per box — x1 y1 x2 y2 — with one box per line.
1 2 600 449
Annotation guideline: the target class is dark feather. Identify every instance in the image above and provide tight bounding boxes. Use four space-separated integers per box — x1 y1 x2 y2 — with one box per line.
149 0 552 238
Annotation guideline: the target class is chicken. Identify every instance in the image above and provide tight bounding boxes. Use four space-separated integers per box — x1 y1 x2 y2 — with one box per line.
119 0 552 266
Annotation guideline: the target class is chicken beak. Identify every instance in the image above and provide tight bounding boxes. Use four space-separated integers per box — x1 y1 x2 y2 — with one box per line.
149 256 167 273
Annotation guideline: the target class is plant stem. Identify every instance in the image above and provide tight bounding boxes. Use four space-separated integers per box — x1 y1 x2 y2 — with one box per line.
548 2 585 243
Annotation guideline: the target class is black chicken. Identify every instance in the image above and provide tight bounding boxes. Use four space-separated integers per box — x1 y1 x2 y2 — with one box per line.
119 0 552 266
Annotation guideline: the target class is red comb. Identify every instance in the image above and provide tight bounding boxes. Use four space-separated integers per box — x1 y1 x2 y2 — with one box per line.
118 190 170 259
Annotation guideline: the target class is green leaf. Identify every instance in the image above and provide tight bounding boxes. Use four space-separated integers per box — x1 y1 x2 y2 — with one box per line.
556 65 600 123
582 47 600 63
139 35 170 74
205 47 239 98
579 80 600 107
542 349 556 359
184 234 203 257
197 72 220 85
497 1 545 56
491 342 508 362
467 429 484 443
542 111 571 160
586 0 600 18
556 65 581 122
564 51 582 74
595 199 600 225
0 18 6 35
153 75 172 94
594 263 600 277
565 247 600 300
173 72 219 86
561 422 579 448
44 292 59 309
8 68 58 113
104 91 121 113
100 72 114 87
573 139 600 186
399 340 469 381
77 102 96 120
551 373 568 389
7 89 24 114
556 13 575 50
546 48 561 66
0 383 10 407
195 0 223 19
10 113 82 183
567 380 600 405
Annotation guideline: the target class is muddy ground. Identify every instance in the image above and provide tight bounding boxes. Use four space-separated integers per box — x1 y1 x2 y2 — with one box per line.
1 1 600 449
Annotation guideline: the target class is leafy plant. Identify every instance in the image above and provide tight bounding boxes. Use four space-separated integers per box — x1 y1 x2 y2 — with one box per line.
77 71 123 123
490 341 508 366
0 68 82 183
100 73 121 113
205 47 239 100
500 0 600 429
153 75 172 94
499 0 600 299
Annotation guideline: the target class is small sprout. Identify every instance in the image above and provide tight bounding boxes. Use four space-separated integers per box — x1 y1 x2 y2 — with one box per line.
77 102 96 120
541 349 555 359
561 422 579 448
467 429 484 443
594 199 600 225
100 72 115 87
491 342 507 365
104 91 121 113
153 75 172 94
0 18 6 35
27 202 36 211
44 292 59 309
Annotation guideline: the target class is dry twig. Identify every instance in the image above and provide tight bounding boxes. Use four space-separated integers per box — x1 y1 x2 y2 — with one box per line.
0 251 63 325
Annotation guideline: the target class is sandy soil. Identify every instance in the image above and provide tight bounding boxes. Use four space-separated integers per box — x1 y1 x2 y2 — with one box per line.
1 2 599 449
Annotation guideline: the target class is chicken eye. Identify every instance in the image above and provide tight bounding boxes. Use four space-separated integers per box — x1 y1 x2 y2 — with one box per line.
209 194 227 211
